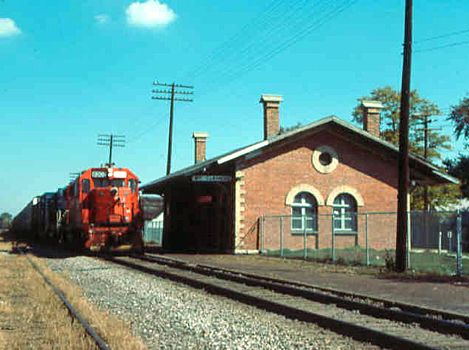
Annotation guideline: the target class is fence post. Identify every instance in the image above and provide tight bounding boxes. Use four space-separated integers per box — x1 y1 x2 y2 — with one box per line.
260 216 265 254
303 223 307 260
456 213 463 277
280 217 284 258
365 213 369 266
331 214 336 263
448 231 453 252
407 210 411 269
438 231 442 255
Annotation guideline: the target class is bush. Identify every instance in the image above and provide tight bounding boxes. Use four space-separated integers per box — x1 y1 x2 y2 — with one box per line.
384 249 395 271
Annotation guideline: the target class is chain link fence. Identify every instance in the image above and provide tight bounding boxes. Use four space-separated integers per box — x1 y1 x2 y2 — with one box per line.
143 220 163 246
260 211 468 275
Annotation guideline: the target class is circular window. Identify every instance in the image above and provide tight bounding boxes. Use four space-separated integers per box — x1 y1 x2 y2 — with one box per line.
319 152 332 166
312 145 339 174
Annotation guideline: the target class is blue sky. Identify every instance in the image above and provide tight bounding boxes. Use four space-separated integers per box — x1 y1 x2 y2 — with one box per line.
1 0 468 215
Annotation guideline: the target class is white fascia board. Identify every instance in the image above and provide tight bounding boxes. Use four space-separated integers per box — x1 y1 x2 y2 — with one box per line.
217 140 269 165
432 169 460 184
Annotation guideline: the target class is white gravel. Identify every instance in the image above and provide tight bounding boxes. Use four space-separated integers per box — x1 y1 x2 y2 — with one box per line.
46 256 375 350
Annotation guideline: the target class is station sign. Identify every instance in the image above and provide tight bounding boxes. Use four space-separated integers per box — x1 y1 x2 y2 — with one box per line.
191 175 232 183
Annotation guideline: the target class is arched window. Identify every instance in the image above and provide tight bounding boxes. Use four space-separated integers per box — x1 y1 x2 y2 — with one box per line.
333 193 357 232
291 192 318 232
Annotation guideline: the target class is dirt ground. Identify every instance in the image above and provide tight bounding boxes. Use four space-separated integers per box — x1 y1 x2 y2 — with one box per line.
166 253 469 315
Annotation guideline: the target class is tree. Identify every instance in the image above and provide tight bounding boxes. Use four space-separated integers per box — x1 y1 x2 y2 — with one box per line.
0 212 12 229
279 122 303 134
411 184 461 209
444 155 469 199
352 86 450 159
353 86 457 209
448 95 469 147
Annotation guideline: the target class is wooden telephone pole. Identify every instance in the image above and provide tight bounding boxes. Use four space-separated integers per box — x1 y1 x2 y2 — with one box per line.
97 134 125 167
152 82 194 175
396 0 413 272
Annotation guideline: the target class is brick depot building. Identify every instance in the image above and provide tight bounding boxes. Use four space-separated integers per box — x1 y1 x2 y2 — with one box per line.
141 95 457 253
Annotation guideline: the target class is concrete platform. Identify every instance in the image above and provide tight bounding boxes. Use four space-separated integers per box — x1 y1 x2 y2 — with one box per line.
163 254 469 315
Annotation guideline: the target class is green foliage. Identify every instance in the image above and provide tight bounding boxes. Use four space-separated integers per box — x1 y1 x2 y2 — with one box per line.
449 95 469 146
0 212 12 229
411 184 460 210
279 122 303 134
352 86 450 160
444 155 469 198
353 86 457 209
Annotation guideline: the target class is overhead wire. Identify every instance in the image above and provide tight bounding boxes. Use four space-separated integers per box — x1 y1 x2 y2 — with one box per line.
203 0 357 92
414 39 469 53
211 0 329 77
137 0 313 141
177 0 288 81
132 1 358 142
181 0 317 82
126 116 166 144
414 27 469 44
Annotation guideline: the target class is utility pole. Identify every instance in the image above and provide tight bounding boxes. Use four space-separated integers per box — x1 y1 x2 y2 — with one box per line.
97 134 125 167
396 0 413 273
152 81 194 175
69 172 81 183
414 113 442 209
423 114 430 211
418 114 443 246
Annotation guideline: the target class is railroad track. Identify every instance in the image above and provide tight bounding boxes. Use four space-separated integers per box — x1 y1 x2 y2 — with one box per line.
102 253 469 350
18 248 110 350
142 253 469 326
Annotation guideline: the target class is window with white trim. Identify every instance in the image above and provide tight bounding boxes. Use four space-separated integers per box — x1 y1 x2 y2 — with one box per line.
291 192 317 232
333 193 357 232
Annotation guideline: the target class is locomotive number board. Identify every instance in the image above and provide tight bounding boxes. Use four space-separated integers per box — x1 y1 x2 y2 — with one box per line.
91 170 107 178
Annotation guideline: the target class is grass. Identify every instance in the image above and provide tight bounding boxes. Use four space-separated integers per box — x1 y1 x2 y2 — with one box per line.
0 250 98 349
0 234 147 350
263 246 469 276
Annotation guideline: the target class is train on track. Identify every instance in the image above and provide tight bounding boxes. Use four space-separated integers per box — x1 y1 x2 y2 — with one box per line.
12 166 162 252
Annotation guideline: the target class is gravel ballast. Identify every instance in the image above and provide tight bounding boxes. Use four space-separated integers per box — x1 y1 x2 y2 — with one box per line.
46 256 377 349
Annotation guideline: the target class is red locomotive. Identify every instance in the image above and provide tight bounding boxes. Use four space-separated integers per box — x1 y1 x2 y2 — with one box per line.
13 166 146 252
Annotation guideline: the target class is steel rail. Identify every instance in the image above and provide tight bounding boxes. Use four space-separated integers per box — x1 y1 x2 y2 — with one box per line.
106 256 437 350
21 250 111 350
137 254 469 339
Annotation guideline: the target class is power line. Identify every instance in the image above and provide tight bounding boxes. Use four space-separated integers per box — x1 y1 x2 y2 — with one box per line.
126 117 166 144
131 1 356 142
215 0 329 75
191 0 355 102
181 0 332 83
414 39 469 53
178 0 289 81
414 27 469 44
212 0 357 87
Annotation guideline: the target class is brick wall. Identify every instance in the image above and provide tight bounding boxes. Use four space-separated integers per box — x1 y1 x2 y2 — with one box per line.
234 127 398 251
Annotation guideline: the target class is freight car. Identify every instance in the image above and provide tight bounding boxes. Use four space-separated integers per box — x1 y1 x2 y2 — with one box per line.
12 166 157 252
